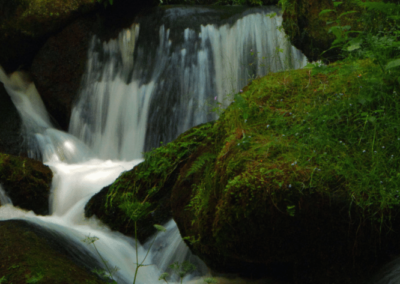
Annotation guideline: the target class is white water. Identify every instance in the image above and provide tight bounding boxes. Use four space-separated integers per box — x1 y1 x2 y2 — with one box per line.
0 184 12 205
0 67 205 283
0 7 307 284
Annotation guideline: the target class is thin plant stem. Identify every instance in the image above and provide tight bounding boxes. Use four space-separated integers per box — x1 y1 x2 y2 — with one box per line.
133 221 139 284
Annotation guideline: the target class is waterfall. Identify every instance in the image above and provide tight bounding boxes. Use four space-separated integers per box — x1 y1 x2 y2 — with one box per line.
0 5 308 284
0 184 12 205
0 68 94 163
70 6 307 160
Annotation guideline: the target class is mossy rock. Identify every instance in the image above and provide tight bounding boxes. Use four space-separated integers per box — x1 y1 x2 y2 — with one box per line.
168 59 400 282
85 122 216 243
0 153 52 215
0 219 106 284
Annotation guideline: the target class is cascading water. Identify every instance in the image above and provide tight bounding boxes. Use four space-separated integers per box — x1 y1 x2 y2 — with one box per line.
70 6 307 159
0 5 307 284
0 185 12 205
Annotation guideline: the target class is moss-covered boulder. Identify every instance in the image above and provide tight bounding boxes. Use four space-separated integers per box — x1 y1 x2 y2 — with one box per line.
0 219 106 284
0 153 52 215
170 59 400 282
85 122 216 243
91 57 400 282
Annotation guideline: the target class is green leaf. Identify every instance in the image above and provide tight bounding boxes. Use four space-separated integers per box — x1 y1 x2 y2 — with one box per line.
346 37 363 51
159 272 169 281
338 11 356 18
319 9 336 16
331 38 346 46
303 63 317 69
286 205 296 217
386 59 400 70
154 224 167 232
329 26 343 38
333 2 342 7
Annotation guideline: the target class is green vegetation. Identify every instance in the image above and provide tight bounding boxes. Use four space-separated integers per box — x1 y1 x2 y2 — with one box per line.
83 222 166 284
101 122 217 235
97 1 400 282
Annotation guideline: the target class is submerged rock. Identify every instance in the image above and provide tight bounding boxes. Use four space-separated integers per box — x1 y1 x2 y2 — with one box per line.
0 219 106 284
0 153 52 215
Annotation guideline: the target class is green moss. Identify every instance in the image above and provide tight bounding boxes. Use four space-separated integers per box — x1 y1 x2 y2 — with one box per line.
107 121 216 207
85 122 218 242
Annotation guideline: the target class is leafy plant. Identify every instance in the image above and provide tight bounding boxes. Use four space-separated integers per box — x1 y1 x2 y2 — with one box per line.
119 196 167 284
83 235 119 283
159 261 196 284
84 200 166 284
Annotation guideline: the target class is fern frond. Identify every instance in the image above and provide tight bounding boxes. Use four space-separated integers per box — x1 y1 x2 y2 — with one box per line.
186 152 216 178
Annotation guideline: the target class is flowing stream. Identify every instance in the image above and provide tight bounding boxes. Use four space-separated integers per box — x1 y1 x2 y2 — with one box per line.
0 6 307 283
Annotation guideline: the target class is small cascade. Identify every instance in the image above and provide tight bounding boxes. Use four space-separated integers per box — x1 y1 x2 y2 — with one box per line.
70 6 307 160
148 220 208 281
0 184 12 205
0 67 94 163
0 70 208 283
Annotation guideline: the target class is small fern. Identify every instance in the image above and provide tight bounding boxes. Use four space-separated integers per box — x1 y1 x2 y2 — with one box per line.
360 2 400 14
186 153 216 178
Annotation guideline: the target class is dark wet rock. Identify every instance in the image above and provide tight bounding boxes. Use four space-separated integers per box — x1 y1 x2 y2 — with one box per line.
0 0 100 73
0 219 107 284
30 17 97 130
0 153 52 215
0 82 26 156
